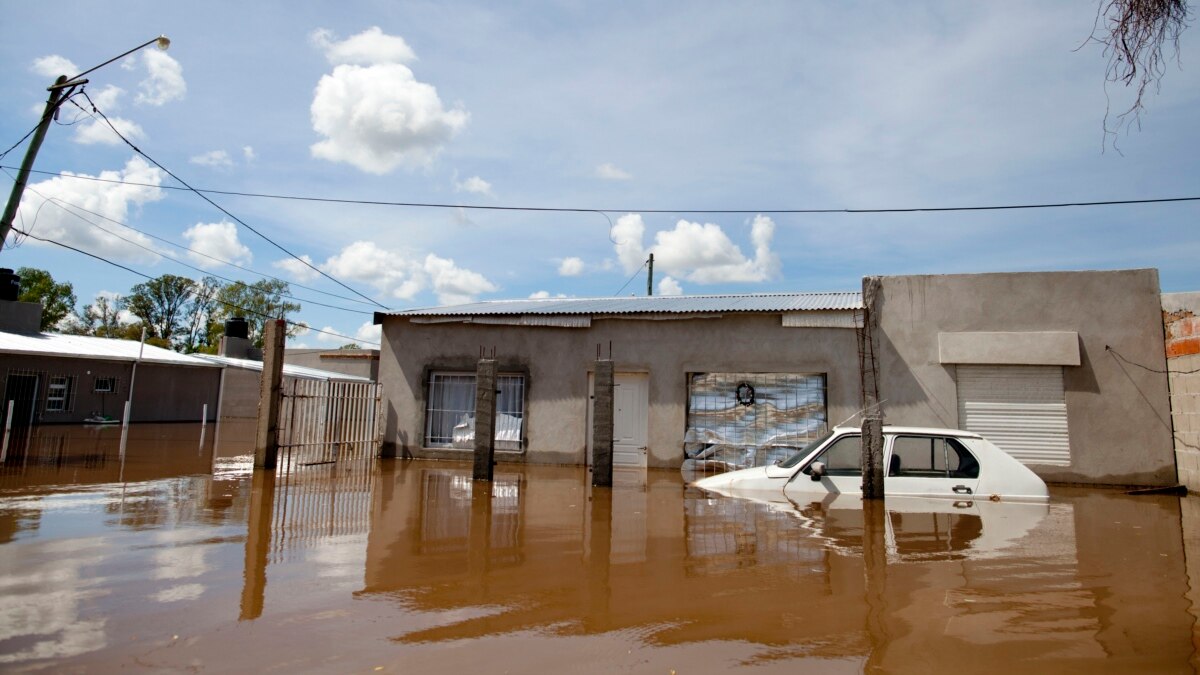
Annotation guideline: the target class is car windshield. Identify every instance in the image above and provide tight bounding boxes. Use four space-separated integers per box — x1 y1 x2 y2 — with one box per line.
776 430 835 469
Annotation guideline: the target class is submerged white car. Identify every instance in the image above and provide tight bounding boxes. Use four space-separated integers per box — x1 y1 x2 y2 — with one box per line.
691 426 1049 503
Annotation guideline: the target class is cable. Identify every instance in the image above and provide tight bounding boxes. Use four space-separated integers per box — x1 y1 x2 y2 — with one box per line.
1106 345 1200 375
11 226 377 346
76 92 387 310
6 162 1200 216
1 167 379 308
614 258 649 296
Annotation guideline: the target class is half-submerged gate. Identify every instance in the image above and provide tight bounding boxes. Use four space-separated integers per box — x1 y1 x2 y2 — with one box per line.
278 379 382 467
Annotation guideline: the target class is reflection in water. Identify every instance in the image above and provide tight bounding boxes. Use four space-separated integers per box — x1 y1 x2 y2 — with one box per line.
0 449 1198 672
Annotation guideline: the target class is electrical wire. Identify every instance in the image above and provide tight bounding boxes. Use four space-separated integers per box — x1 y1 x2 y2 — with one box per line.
10 225 378 346
1 167 380 308
1106 345 1200 375
5 162 1200 216
614 258 649 296
75 92 388 309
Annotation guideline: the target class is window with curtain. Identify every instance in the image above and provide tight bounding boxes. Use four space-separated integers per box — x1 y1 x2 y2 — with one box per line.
424 372 525 450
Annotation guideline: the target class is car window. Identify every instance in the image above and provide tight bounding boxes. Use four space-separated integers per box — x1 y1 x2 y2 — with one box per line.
889 436 979 479
777 430 835 469
805 435 861 476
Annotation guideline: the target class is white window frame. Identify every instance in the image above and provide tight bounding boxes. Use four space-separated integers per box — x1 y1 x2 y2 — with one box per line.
94 376 118 394
46 375 74 412
424 371 526 451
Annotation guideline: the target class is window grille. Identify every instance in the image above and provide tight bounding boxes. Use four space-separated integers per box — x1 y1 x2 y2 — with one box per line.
94 376 119 394
424 372 525 450
45 375 75 413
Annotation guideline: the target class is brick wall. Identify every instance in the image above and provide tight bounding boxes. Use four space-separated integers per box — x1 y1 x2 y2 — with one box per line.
1164 293 1200 492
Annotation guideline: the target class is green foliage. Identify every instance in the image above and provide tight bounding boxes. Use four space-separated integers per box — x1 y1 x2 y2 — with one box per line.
122 274 196 346
338 342 363 350
212 279 302 347
16 267 76 331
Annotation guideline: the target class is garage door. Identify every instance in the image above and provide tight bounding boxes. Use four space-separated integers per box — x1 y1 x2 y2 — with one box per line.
956 365 1070 466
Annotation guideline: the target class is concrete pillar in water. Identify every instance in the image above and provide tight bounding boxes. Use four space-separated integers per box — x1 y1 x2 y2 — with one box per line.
592 359 615 488
862 411 885 499
473 359 498 481
254 319 286 469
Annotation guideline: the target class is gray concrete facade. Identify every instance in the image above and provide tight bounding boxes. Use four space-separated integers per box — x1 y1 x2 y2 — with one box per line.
285 349 379 381
378 313 862 468
874 269 1174 486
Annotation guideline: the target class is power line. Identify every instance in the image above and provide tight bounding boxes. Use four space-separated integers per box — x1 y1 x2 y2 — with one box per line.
73 92 388 309
614 258 649 296
5 162 1200 216
11 226 378 347
1 167 380 308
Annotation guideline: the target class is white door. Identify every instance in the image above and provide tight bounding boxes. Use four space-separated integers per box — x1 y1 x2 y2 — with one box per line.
613 373 649 468
957 365 1070 466
588 372 649 469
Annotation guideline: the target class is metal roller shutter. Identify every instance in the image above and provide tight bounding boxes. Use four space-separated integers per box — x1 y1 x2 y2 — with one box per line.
956 365 1070 466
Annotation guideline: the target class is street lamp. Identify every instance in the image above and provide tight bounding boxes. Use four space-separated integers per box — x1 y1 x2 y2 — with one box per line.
0 36 171 254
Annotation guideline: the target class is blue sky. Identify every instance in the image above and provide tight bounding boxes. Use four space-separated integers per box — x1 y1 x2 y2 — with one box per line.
1 1 1198 347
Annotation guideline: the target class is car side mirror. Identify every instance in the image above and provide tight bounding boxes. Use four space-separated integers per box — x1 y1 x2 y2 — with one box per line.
809 461 826 481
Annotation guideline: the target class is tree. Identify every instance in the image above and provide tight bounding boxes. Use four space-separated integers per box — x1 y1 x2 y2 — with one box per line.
1092 0 1192 142
74 293 126 338
17 267 76 331
212 279 302 347
338 342 363 350
122 274 196 347
181 276 222 353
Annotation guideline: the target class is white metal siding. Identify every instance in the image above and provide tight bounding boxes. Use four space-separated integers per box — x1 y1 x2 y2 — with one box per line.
956 365 1070 466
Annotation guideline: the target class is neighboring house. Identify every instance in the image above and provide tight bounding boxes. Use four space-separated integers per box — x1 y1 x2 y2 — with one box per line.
373 268 1176 487
285 348 379 382
197 353 373 420
1163 292 1200 492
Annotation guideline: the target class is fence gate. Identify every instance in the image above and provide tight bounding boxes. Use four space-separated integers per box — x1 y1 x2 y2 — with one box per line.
278 379 383 466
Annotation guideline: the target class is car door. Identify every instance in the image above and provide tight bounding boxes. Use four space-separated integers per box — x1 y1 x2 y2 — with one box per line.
783 433 863 499
884 435 981 500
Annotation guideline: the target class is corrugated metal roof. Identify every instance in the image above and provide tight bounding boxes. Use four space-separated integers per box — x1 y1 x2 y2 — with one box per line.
383 292 863 318
0 331 219 367
194 354 373 382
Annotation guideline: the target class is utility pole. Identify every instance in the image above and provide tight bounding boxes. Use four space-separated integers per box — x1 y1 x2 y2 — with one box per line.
646 253 654 296
0 76 68 254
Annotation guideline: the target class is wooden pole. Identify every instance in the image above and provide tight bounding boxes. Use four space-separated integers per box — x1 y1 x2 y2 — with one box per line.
255 319 286 469
592 360 615 487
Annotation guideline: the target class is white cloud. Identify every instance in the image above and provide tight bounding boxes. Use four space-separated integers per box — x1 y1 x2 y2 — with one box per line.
11 156 165 263
189 150 233 168
182 221 251 268
529 291 567 299
30 55 78 79
242 146 256 161
135 49 186 106
318 240 495 305
315 327 348 345
73 116 144 146
310 28 467 174
558 257 584 276
456 175 493 196
89 85 124 111
273 255 321 283
311 26 417 66
658 276 683 296
595 163 633 180
355 321 382 345
611 213 780 284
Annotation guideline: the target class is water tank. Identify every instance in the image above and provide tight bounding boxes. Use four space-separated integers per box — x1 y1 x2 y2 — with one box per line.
225 316 249 339
0 269 18 301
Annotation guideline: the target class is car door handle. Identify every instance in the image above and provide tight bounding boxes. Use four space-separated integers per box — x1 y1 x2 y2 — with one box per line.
952 485 973 495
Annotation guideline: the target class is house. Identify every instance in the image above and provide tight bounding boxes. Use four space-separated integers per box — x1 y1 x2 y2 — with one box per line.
285 348 380 382
373 268 1176 487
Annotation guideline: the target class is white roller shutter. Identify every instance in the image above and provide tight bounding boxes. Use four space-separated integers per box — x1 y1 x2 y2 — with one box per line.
956 365 1070 466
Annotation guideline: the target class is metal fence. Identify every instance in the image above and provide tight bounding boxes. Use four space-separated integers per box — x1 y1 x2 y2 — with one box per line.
278 379 383 468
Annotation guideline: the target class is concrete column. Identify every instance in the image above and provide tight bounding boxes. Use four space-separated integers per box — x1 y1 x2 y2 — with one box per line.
254 319 286 469
473 359 498 481
592 360 615 488
862 412 885 499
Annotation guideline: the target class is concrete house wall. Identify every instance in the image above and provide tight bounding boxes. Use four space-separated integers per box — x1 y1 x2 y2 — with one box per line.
285 349 379 381
378 314 862 468
873 269 1174 486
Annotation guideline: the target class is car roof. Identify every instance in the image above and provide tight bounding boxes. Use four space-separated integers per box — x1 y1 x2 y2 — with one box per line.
831 425 984 439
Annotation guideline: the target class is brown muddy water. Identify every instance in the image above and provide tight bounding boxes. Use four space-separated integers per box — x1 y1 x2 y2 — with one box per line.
2 423 1200 673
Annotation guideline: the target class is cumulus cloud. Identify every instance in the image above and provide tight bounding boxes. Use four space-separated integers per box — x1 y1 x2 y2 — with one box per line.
189 150 233 168
558 257 584 276
595 163 632 180
88 85 124 111
309 27 468 174
456 175 493 196
355 321 382 345
311 26 417 66
10 156 165 262
31 55 78 78
273 255 321 283
319 240 495 305
242 146 256 161
315 327 348 345
73 116 144 146
611 213 780 284
182 221 251 268
658 276 683 296
529 291 567 299
135 50 186 106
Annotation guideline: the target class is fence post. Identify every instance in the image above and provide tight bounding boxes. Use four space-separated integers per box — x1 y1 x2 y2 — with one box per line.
473 359 498 481
0 400 12 463
255 319 286 469
592 359 615 488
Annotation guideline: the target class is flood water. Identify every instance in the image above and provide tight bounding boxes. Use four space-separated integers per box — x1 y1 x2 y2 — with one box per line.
2 423 1200 673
